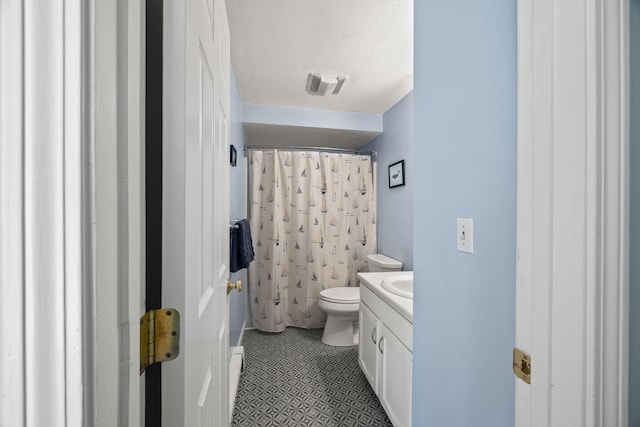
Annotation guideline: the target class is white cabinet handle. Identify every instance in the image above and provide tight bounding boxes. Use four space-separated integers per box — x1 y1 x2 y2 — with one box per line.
371 327 377 344
378 336 384 354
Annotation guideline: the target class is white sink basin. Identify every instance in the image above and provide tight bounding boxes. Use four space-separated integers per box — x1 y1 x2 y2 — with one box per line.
381 275 413 299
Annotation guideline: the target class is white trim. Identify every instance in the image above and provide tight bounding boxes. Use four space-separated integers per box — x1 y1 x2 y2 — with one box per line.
93 0 121 424
514 0 533 423
63 0 85 424
161 0 187 424
515 0 629 425
1 0 87 425
228 345 245 421
126 0 145 425
23 0 68 422
82 0 98 423
229 320 246 419
0 0 26 424
0 1 143 425
596 1 629 424
91 0 145 425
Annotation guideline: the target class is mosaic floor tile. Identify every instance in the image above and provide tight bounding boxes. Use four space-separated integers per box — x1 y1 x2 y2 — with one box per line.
231 328 392 426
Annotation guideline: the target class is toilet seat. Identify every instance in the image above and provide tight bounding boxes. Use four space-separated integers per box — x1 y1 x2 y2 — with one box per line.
320 287 360 304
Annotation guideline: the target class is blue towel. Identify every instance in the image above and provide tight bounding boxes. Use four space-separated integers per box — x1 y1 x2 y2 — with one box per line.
230 219 254 272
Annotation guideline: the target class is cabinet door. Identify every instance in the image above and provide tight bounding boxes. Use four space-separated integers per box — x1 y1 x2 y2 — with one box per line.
358 302 380 392
378 324 412 427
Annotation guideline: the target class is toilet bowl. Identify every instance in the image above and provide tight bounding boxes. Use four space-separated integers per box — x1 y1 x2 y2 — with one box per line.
318 287 361 346
318 254 403 346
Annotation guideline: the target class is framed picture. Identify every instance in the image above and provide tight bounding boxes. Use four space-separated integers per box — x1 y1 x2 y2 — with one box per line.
230 144 237 167
388 160 405 188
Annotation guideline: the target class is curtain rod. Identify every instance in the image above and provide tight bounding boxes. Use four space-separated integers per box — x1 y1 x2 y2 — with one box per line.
244 145 377 158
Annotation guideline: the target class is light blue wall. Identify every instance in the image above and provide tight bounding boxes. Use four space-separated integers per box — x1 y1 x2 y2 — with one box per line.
412 2 517 426
630 1 640 425
229 69 248 348
243 103 382 133
362 93 413 270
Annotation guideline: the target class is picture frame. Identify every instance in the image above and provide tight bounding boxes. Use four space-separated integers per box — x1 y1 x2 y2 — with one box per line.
388 160 405 188
230 144 237 167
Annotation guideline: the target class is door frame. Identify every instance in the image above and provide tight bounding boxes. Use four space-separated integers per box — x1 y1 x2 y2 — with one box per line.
0 1 86 425
0 0 142 425
516 0 628 425
92 0 146 425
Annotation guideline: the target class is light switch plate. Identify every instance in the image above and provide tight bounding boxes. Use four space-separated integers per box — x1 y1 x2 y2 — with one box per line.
456 218 474 254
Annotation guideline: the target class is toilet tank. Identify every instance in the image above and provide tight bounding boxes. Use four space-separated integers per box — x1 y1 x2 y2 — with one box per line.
366 254 403 272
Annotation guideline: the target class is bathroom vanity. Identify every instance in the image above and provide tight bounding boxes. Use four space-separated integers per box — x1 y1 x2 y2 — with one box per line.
357 272 413 427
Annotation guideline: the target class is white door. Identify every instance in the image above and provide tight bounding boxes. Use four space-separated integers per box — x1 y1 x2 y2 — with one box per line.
163 0 231 425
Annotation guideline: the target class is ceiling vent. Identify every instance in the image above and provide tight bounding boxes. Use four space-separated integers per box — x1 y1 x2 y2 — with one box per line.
306 73 348 96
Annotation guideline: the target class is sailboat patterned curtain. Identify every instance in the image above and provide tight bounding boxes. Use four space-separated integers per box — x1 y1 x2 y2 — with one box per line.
248 150 377 333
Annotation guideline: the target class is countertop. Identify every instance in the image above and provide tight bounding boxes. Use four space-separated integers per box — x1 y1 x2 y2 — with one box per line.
357 271 413 322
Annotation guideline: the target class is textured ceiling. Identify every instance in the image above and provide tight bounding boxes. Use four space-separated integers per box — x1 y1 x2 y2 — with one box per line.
226 0 413 114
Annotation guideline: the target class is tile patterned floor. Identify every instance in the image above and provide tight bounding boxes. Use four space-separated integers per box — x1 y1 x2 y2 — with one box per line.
231 328 392 426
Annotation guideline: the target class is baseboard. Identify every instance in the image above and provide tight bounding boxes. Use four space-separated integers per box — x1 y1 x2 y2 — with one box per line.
228 345 245 421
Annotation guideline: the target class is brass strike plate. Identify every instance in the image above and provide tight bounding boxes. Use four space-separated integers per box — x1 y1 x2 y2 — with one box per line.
513 347 531 384
140 308 180 374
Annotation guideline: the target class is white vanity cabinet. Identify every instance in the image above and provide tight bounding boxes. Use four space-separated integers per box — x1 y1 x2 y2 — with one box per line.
359 302 380 390
358 283 412 427
378 323 412 426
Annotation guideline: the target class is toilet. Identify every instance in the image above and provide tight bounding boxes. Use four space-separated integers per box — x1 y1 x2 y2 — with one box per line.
318 253 403 346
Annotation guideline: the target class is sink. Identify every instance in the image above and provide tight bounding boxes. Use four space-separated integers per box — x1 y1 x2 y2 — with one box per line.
381 275 413 299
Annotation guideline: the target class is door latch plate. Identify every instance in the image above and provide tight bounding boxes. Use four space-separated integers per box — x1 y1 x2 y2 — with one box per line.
513 347 531 384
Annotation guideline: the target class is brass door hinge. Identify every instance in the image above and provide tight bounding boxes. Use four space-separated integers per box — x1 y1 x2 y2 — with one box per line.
140 308 180 374
513 347 531 384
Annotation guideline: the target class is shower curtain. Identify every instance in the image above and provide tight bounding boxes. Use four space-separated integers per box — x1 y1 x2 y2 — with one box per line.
248 150 377 332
